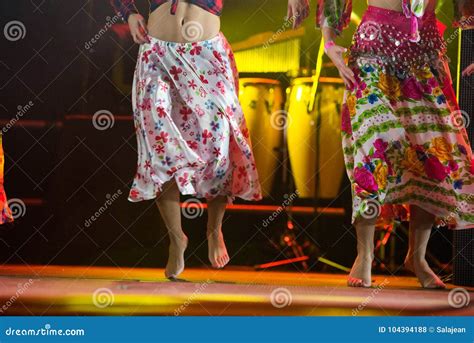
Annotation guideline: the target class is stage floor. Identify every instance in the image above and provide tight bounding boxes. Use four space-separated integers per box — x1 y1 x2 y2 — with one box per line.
0 265 472 316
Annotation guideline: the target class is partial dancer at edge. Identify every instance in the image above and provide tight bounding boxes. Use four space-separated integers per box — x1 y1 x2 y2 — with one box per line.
0 135 13 225
110 0 262 279
291 0 474 288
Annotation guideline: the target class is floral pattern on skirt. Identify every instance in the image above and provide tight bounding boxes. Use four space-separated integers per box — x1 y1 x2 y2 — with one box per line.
0 135 13 225
342 59 474 229
129 32 262 203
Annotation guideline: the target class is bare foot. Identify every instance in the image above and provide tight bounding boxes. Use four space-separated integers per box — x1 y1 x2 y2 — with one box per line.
165 234 188 279
207 230 229 269
404 257 446 289
348 254 373 288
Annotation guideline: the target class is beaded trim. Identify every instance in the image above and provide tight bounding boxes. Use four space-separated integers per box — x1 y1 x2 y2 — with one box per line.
348 16 447 75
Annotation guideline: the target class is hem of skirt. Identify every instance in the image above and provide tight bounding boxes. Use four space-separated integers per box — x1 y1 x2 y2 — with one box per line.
351 200 474 230
127 170 261 205
127 191 262 205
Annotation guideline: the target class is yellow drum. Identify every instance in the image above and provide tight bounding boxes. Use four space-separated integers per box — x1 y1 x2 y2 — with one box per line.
287 77 345 199
238 78 285 197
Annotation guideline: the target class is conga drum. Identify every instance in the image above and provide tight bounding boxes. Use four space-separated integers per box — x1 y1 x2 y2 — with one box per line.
238 78 285 197
287 77 345 199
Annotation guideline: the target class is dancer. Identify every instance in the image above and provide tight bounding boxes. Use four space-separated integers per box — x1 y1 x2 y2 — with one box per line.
291 0 474 288
110 0 262 279
0 135 13 225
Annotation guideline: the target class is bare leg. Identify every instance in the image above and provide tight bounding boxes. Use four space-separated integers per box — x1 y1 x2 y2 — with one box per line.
404 205 446 288
348 217 376 287
207 195 229 268
155 180 188 279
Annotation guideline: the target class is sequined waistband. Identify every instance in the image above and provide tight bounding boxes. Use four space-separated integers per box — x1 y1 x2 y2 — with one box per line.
349 6 446 72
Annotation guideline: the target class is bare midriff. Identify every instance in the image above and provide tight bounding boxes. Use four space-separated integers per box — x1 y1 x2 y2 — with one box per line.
146 1 220 42
367 0 436 13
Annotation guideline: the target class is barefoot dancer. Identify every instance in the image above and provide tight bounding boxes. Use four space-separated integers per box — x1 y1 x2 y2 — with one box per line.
0 135 13 225
110 0 262 279
292 0 474 288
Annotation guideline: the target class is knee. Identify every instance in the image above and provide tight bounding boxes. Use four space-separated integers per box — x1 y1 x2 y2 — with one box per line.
354 216 377 227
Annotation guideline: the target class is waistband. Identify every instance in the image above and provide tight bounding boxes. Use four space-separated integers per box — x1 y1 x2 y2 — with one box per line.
363 5 436 32
145 31 224 46
349 6 445 73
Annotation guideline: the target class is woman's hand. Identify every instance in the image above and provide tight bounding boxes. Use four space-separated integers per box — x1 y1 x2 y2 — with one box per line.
325 43 356 90
462 63 474 77
128 13 148 44
287 0 310 29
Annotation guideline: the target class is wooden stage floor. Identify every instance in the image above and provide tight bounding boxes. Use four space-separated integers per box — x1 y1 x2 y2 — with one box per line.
0 265 472 316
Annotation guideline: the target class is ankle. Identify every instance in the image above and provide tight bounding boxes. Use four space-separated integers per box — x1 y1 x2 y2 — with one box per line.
356 250 374 261
207 227 221 236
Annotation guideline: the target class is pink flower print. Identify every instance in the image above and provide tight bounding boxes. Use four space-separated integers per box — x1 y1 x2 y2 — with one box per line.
213 50 223 63
177 46 186 55
144 160 152 170
180 106 192 122
159 82 169 92
186 140 198 150
202 130 213 144
190 45 202 55
213 147 221 157
216 81 225 95
401 76 424 100
166 167 178 176
199 75 209 84
156 106 167 118
170 66 183 81
238 166 247 179
194 105 205 117
155 144 165 154
188 80 197 90
225 106 234 117
156 131 169 143
353 166 378 193
448 160 459 171
374 139 388 152
424 156 448 181
199 86 207 97
178 173 189 187
130 189 140 199
341 104 352 135
139 98 152 111
142 50 152 63
137 80 146 91
427 77 438 88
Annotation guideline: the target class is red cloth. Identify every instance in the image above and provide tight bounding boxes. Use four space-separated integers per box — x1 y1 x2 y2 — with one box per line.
0 136 13 225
